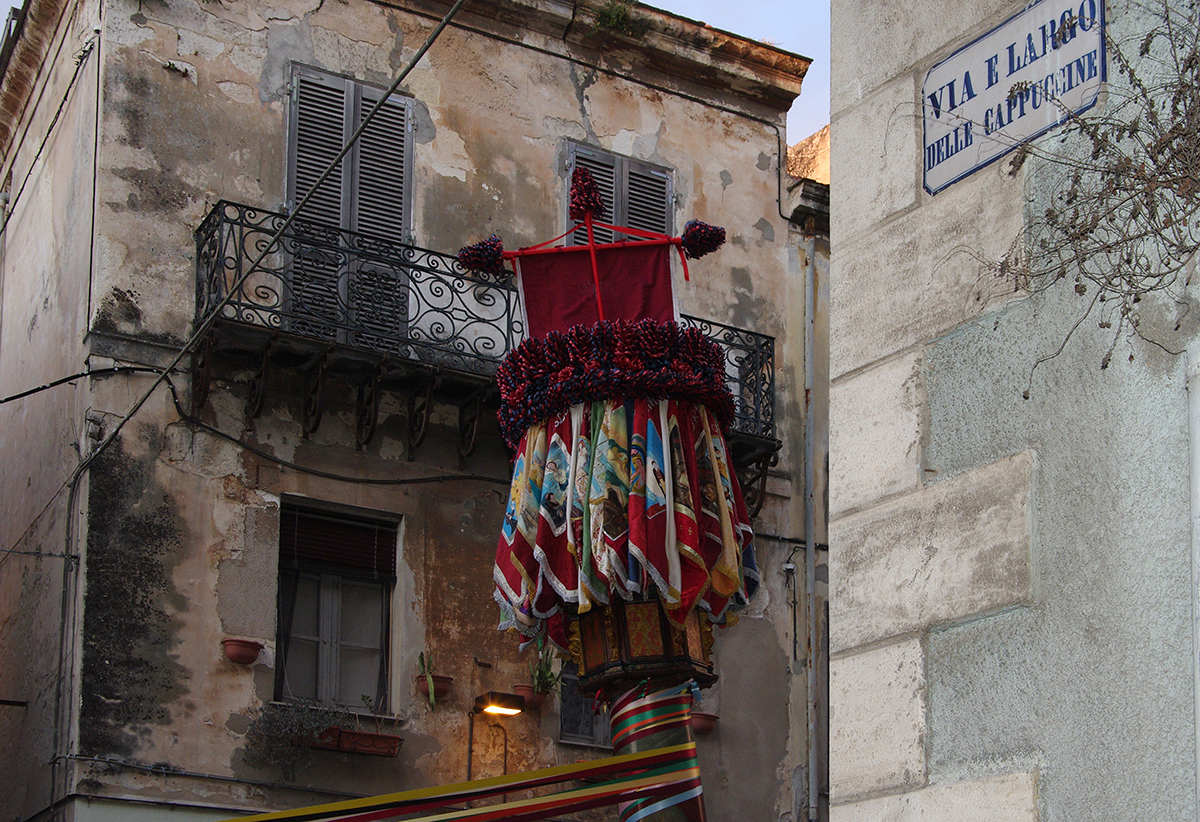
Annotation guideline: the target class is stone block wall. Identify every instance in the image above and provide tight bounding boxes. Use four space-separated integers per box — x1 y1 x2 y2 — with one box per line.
830 0 1199 818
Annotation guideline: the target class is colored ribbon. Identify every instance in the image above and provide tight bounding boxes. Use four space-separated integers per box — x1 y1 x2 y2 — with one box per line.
219 743 702 822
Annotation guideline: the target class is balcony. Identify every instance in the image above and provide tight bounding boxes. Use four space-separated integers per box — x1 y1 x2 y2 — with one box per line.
193 201 780 499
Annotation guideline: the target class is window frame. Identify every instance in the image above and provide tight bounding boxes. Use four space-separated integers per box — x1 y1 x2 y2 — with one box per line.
285 64 415 242
274 501 399 712
566 142 674 245
282 65 416 349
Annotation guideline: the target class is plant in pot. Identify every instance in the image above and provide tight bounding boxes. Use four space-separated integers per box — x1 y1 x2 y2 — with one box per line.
315 695 403 757
514 637 560 711
243 700 349 778
416 652 453 707
243 698 404 771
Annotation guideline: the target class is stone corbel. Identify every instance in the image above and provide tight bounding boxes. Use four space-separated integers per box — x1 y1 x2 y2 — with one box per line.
301 349 331 437
245 334 279 419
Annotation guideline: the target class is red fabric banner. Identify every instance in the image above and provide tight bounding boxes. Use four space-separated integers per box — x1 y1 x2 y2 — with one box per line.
518 243 675 339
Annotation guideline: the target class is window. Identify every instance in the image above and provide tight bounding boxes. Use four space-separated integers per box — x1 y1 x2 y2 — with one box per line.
558 662 611 747
567 143 672 245
285 65 414 347
275 503 398 710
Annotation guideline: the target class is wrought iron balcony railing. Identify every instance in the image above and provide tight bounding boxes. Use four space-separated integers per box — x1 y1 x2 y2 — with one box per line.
677 314 775 444
194 200 776 444
195 200 522 377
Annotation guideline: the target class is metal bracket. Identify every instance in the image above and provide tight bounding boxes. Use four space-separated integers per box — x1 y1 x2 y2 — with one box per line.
739 452 778 520
301 349 330 438
190 326 218 414
407 372 439 454
355 359 387 450
245 334 279 419
458 388 487 457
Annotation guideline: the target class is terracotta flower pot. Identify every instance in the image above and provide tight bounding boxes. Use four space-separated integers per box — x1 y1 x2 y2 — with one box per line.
416 674 453 700
311 727 402 757
689 711 718 735
222 638 263 665
513 683 545 711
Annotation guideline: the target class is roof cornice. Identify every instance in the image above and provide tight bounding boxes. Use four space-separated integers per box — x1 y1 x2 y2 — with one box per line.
0 0 69 162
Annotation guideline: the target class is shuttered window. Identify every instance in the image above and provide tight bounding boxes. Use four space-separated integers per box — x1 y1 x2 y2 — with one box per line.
568 143 672 245
279 505 398 578
285 66 414 348
276 502 398 710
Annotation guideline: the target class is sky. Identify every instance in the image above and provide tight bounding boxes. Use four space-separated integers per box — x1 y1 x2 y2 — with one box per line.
0 0 829 141
645 1 831 141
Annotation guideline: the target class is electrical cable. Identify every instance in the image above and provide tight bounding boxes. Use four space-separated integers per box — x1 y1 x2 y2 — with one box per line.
373 0 807 226
0 366 141 404
0 0 469 566
159 371 509 487
2 362 508 560
64 0 468 489
4 0 807 565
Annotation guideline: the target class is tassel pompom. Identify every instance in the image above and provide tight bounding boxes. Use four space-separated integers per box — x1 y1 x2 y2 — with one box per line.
457 234 507 277
680 220 725 259
496 319 734 448
569 167 605 222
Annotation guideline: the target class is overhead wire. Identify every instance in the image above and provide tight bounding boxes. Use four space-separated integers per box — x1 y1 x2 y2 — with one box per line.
2 0 806 555
0 0 469 565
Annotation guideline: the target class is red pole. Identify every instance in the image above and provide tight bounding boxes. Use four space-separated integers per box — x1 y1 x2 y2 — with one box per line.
585 213 605 321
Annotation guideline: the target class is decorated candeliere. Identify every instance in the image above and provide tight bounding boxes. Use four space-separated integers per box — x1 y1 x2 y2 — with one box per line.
464 169 759 821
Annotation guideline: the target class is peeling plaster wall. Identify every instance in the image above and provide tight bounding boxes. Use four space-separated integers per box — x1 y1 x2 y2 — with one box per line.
0 0 808 818
91 0 796 356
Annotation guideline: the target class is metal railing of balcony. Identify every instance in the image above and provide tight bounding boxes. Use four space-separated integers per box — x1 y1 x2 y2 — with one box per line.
195 201 775 443
195 200 523 378
677 314 776 443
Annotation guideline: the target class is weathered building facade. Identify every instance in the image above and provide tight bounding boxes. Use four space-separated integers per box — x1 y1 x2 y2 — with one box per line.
0 0 822 821
830 0 1198 818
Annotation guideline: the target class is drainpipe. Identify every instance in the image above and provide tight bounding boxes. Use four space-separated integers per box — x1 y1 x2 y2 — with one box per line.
1187 344 1200 813
803 230 819 822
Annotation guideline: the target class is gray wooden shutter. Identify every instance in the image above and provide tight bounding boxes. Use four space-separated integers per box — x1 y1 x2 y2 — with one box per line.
289 68 352 226
287 68 353 341
352 86 410 242
350 86 412 351
570 145 618 245
568 144 671 245
625 159 671 236
286 66 414 349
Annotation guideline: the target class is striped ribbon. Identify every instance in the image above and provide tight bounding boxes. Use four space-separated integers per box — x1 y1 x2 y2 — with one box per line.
219 743 701 822
610 685 694 752
610 683 706 822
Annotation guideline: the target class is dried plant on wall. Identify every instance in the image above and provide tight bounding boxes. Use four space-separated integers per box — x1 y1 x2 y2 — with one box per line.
989 0 1200 387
